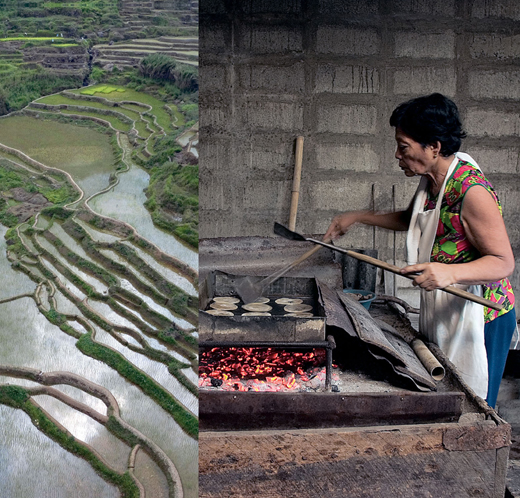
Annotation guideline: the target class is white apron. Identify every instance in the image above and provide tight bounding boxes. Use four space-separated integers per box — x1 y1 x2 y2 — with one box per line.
406 153 488 398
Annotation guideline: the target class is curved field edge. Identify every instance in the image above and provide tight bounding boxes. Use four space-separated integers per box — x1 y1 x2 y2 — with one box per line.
0 385 141 498
19 86 199 249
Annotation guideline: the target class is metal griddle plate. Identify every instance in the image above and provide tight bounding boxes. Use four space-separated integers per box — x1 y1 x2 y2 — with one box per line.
199 271 326 343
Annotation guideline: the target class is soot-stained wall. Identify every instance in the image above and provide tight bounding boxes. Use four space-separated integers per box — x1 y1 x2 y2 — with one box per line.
199 0 520 304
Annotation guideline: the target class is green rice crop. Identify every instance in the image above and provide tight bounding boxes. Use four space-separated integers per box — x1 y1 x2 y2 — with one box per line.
76 85 173 131
0 37 75 42
58 108 132 132
134 119 150 139
0 115 115 181
80 85 126 95
37 94 141 121
166 104 185 127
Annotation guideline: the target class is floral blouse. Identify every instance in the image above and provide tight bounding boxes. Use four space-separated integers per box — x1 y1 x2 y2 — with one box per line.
424 159 514 322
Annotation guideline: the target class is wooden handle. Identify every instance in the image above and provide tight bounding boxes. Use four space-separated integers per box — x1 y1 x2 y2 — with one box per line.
261 239 328 288
342 249 503 311
288 136 304 231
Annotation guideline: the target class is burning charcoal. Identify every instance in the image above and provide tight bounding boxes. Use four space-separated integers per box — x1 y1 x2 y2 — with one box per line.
210 378 223 387
331 385 340 392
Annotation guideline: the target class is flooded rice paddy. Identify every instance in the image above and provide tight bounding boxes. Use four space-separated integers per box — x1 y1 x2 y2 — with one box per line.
0 89 198 497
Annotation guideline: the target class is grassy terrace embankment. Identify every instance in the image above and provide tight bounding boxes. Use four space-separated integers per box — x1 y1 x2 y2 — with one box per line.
7 224 199 436
0 385 141 498
0 24 198 491
77 333 198 439
26 83 199 249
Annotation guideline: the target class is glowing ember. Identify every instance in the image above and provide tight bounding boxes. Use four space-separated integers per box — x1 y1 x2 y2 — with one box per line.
199 347 335 392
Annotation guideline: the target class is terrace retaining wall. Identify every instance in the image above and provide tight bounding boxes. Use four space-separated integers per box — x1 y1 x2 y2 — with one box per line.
199 0 520 309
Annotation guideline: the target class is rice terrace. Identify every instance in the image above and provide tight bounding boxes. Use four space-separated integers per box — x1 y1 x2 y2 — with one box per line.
0 2 199 496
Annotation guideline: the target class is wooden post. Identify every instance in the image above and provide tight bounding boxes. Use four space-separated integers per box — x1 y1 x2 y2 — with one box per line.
288 136 304 231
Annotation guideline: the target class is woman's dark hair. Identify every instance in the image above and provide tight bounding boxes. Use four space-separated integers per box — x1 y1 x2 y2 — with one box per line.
389 93 466 156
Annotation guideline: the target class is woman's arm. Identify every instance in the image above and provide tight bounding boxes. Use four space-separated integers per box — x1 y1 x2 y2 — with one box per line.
401 185 515 290
324 207 412 241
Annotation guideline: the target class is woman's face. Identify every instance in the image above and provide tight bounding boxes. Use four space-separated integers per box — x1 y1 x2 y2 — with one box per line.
394 128 436 177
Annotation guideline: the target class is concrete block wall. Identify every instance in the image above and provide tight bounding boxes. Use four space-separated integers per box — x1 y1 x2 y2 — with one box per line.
199 0 520 305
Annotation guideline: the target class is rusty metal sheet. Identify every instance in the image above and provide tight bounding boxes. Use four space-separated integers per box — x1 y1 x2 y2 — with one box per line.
443 422 511 451
337 290 407 365
200 391 464 431
381 330 436 390
316 278 357 337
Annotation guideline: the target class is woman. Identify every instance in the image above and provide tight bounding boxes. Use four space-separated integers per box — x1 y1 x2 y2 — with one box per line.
324 93 516 407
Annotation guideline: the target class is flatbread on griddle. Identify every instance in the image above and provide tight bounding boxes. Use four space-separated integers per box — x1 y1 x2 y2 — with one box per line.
242 303 272 312
242 312 272 316
275 298 303 305
284 304 312 313
205 309 235 316
285 312 314 317
213 297 240 304
210 302 238 311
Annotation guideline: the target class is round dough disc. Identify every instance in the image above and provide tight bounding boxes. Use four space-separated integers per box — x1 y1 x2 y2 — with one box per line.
206 309 234 316
242 312 272 316
213 297 240 304
210 302 238 310
275 298 303 305
284 304 312 313
242 303 273 312
285 312 314 318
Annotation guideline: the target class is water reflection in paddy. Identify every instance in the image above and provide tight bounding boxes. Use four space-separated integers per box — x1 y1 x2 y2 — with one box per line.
33 395 130 473
118 277 193 330
0 406 119 498
134 450 170 498
136 249 197 296
48 222 97 263
52 291 84 316
40 259 88 301
37 235 110 294
74 218 122 244
0 298 197 496
90 163 198 269
94 328 198 415
88 299 156 332
100 246 197 297
0 226 36 298
1 111 198 496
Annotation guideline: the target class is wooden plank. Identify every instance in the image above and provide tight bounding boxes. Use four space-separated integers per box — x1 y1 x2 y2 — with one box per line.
200 425 498 497
443 422 511 451
200 391 464 431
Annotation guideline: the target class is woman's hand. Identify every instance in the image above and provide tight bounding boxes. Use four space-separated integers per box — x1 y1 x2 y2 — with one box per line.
324 212 360 241
400 262 457 291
